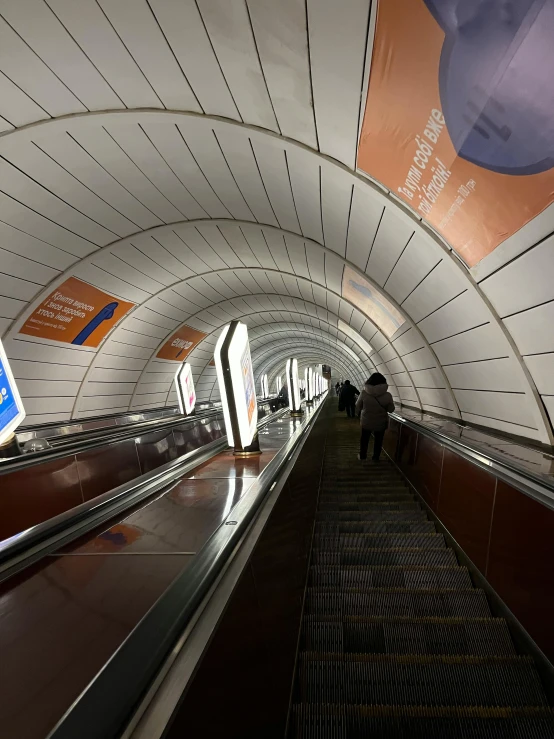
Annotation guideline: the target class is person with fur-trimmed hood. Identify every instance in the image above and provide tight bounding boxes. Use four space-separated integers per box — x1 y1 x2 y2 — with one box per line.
355 373 395 462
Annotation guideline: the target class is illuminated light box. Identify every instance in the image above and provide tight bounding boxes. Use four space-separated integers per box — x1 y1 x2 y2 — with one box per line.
260 374 269 399
276 375 282 394
215 321 260 455
305 367 314 403
286 358 302 416
0 339 26 449
175 362 196 416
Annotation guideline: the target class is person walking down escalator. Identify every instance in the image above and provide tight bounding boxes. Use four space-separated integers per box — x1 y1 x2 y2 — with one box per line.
339 380 360 418
355 373 395 462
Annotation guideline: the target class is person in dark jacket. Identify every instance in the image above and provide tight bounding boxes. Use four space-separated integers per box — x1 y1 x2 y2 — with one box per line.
278 383 289 408
340 380 360 418
355 373 395 461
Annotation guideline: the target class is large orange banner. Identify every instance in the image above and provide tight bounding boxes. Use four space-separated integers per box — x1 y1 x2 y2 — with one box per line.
156 325 207 361
19 277 134 348
358 0 554 267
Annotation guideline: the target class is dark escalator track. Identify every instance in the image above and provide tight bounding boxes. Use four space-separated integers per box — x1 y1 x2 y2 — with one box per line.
290 410 554 738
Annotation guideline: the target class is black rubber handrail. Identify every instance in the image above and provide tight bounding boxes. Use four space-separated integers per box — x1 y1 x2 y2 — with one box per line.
0 398 278 473
390 411 554 509
46 398 326 739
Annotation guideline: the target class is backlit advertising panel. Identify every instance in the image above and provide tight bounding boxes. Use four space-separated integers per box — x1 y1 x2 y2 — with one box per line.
358 0 554 266
0 339 25 444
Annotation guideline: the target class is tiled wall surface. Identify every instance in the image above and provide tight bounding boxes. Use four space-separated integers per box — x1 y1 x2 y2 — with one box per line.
385 418 554 664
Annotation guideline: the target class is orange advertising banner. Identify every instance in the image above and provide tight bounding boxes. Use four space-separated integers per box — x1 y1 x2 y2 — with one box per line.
19 276 134 348
156 325 207 361
358 0 554 267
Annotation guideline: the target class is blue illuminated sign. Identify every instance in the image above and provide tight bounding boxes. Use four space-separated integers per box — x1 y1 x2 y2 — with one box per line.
0 341 25 444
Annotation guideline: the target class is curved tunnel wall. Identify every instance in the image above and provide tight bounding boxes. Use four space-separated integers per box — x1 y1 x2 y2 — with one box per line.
0 2 549 445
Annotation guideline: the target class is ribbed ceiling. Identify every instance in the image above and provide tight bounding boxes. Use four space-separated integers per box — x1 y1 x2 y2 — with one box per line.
0 1 551 445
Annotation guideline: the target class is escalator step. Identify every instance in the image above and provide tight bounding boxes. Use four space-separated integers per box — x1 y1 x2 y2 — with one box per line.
318 501 422 511
295 654 546 707
319 492 414 502
311 547 458 567
300 616 516 656
308 565 472 589
314 521 435 534
313 533 446 550
304 588 491 618
322 479 406 487
291 704 554 739
316 509 428 521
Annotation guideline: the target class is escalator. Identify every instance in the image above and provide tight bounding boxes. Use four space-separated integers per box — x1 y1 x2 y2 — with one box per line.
0 398 277 543
290 411 554 738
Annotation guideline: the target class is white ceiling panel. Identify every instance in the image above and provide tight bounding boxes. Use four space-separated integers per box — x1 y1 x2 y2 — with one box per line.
402 347 437 373
418 290 492 345
195 0 279 131
213 130 279 227
409 368 445 389
179 123 255 221
139 122 230 219
148 0 240 120
70 125 183 224
0 157 115 245
367 208 414 288
432 324 510 366
35 133 163 232
385 235 442 305
246 0 316 147
307 0 370 167
393 327 425 358
0 15 85 116
250 140 301 234
345 186 383 272
503 300 554 356
402 260 467 323
0 0 124 111
46 0 163 108
96 0 201 111
480 235 554 318
321 165 353 257
0 70 49 127
455 389 536 430
418 388 455 411
524 354 554 395
444 358 526 394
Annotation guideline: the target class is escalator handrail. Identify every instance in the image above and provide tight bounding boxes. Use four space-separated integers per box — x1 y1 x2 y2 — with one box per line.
46 395 327 739
0 406 286 583
0 408 221 472
0 397 278 473
389 411 554 509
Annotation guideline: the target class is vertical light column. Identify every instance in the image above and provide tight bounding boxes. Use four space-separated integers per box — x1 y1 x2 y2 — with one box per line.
286 358 303 416
304 367 313 405
214 321 261 456
260 374 269 398
175 362 196 416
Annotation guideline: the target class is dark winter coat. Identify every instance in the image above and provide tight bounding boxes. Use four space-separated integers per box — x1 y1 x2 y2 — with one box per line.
340 384 359 405
355 383 395 431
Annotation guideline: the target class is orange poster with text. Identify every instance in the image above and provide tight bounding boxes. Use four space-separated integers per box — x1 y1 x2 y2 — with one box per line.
357 0 554 267
19 277 134 348
156 325 207 361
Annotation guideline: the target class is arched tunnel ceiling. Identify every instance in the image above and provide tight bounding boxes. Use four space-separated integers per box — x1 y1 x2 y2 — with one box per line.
0 1 551 445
